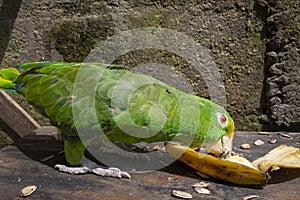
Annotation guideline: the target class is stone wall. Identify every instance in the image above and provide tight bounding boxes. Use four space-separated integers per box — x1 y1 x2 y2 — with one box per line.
0 0 299 131
259 0 300 131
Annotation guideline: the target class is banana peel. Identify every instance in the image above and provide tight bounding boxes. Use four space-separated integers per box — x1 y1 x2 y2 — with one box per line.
252 145 300 172
166 143 300 185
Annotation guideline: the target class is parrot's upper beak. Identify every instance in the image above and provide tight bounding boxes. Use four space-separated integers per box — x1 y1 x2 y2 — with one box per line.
204 135 233 158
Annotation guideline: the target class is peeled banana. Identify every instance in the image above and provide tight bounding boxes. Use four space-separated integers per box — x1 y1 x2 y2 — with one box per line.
166 142 267 185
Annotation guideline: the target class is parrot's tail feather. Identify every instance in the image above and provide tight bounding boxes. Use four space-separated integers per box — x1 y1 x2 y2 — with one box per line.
0 68 20 92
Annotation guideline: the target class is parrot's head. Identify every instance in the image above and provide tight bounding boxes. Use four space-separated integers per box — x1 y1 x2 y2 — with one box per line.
190 100 235 158
203 110 235 158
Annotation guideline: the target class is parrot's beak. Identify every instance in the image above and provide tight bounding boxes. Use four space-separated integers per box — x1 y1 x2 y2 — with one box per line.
204 135 233 158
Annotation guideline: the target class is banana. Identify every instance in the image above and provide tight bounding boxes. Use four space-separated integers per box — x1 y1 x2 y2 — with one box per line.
165 142 267 185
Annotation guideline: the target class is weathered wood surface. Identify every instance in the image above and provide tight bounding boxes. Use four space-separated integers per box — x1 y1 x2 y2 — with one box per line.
0 131 300 200
0 91 40 137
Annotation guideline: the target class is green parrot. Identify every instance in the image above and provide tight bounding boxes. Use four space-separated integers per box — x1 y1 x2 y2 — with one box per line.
0 62 234 177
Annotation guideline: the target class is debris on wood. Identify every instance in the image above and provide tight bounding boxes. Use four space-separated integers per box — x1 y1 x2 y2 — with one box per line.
268 138 277 144
194 187 211 195
258 132 270 135
242 194 259 200
192 181 210 188
19 185 37 197
172 190 193 199
278 133 293 140
254 140 265 146
241 143 251 149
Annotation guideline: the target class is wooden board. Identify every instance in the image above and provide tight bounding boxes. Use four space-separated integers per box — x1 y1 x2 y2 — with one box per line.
0 131 299 199
0 91 40 137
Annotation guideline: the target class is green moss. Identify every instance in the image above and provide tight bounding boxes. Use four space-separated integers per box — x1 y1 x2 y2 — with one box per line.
50 17 114 62
126 9 167 28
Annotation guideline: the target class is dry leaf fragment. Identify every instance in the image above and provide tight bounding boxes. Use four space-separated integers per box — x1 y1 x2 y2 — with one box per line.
172 190 193 199
254 140 265 146
243 194 259 200
194 187 211 195
241 143 251 149
19 185 37 197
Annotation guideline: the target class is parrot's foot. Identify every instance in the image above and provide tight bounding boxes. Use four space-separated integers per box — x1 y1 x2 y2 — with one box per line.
54 157 131 179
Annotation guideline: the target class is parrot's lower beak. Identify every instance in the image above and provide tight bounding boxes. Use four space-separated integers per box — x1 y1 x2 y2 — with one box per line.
204 135 233 158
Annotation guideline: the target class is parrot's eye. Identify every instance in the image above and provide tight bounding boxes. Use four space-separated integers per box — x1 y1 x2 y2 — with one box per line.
216 112 228 128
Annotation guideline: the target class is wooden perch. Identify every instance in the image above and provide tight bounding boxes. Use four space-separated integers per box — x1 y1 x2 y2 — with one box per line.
33 126 58 137
0 91 40 137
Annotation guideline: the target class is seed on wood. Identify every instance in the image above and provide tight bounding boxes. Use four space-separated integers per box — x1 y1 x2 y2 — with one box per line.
278 133 293 140
254 140 264 146
243 194 259 200
268 138 277 144
241 143 251 149
192 181 210 188
258 132 270 135
172 190 193 199
194 187 211 195
19 185 37 197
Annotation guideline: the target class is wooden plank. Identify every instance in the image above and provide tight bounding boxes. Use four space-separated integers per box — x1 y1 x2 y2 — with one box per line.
0 91 40 137
33 126 58 137
0 131 299 199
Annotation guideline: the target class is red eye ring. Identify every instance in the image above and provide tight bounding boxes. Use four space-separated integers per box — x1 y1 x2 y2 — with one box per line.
216 112 228 128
